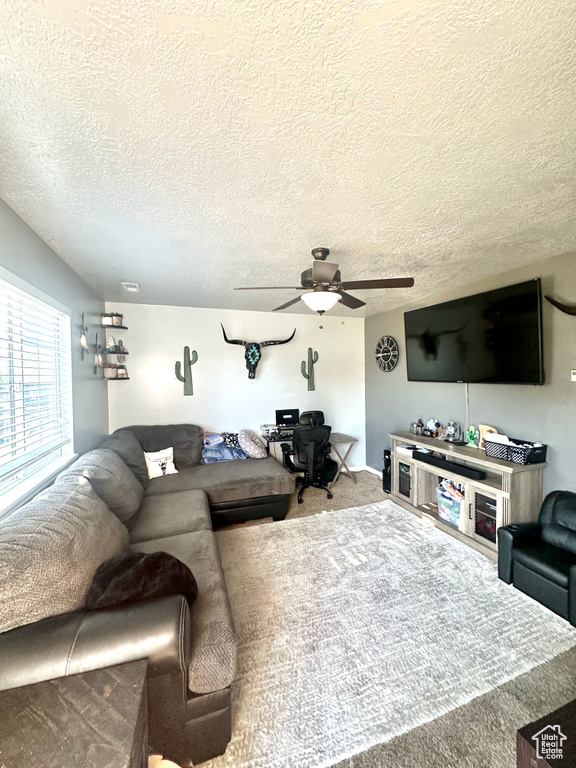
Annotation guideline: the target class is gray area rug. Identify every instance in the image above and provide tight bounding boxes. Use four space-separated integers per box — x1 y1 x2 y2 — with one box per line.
208 501 576 768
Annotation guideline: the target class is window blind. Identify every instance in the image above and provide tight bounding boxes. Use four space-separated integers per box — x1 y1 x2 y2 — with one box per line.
0 277 73 496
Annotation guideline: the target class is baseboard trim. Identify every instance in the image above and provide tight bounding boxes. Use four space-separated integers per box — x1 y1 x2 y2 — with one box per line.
350 465 383 479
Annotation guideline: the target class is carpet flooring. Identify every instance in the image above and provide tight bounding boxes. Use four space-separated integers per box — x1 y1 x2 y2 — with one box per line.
209 499 576 768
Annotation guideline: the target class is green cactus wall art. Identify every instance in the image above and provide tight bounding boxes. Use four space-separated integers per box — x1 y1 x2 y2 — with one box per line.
175 346 198 396
301 347 319 391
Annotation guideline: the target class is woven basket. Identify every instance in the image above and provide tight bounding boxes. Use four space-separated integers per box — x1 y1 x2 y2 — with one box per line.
484 438 547 465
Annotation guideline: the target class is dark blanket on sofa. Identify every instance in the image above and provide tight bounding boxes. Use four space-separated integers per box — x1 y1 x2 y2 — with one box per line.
86 551 199 610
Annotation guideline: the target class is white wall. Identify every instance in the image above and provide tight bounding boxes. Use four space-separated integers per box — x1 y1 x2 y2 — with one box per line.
106 303 366 466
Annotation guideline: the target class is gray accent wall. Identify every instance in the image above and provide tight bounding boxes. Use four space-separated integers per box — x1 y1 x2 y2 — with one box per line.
365 251 576 495
0 200 108 454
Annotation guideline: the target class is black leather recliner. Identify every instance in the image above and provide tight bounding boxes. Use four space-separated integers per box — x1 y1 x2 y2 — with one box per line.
498 490 576 625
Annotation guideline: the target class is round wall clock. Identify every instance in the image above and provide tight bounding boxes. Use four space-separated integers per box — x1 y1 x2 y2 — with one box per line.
375 335 399 372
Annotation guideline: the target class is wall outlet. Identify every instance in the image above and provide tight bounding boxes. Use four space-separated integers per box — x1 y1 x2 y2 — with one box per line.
571 370 576 382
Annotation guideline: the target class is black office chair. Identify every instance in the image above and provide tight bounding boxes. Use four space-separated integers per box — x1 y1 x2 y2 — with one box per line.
281 414 338 504
498 491 576 626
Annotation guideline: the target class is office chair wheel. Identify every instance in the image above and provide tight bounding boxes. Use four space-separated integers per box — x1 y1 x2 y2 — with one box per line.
298 497 304 504
327 492 333 500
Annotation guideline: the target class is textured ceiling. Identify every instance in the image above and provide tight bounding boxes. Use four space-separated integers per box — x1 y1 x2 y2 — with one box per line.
1 0 576 316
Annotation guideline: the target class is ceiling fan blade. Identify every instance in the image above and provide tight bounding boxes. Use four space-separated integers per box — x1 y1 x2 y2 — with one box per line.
341 277 415 290
273 296 303 312
235 286 304 291
312 260 339 284
337 290 366 309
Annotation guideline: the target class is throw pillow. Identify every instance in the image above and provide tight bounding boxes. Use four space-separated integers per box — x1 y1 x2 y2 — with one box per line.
204 433 224 446
238 429 268 459
202 444 247 463
221 431 240 448
85 551 198 610
145 447 178 479
173 440 202 469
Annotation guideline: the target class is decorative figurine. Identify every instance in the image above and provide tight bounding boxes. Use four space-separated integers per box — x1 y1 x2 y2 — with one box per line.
426 418 441 438
301 347 319 391
466 425 480 448
415 418 424 435
175 345 199 396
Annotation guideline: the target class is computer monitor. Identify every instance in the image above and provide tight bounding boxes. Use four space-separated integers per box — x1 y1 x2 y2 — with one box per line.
275 409 299 427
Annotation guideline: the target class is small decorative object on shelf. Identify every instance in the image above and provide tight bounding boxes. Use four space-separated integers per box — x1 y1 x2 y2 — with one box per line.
415 418 424 435
103 363 118 379
175 345 198 396
479 424 498 450
410 422 418 434
101 312 124 327
117 365 129 379
425 418 441 438
444 420 462 443
301 347 319 391
466 425 480 448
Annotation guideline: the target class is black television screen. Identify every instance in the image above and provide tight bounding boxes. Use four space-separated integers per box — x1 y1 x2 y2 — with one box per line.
404 279 543 384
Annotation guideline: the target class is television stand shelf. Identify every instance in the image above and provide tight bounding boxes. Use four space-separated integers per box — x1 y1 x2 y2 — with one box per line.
388 431 546 560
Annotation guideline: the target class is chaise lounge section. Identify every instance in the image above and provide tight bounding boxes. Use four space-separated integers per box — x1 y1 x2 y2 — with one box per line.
0 423 295 764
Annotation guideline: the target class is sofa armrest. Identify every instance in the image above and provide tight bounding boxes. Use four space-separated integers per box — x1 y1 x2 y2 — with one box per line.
0 594 190 692
497 523 542 583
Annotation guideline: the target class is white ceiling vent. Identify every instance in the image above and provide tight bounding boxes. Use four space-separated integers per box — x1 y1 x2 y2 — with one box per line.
121 282 141 293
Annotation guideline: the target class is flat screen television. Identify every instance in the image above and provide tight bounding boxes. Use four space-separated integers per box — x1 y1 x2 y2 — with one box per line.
404 279 544 384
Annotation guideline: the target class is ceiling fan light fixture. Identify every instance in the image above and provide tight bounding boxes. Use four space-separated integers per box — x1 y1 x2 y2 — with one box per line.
301 291 342 314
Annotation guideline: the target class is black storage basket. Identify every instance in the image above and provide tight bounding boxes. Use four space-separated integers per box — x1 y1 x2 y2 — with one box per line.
484 437 547 465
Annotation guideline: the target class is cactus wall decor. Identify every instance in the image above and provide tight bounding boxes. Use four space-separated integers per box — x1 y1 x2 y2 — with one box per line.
301 347 319 391
175 346 198 395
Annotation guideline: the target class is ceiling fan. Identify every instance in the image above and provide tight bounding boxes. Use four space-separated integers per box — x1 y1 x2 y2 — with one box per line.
234 247 415 314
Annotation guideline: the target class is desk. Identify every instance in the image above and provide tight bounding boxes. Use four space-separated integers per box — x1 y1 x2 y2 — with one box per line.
329 433 358 486
263 430 358 484
0 660 148 768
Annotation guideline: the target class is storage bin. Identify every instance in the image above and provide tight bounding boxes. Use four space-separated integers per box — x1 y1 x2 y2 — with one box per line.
436 486 463 526
484 437 547 465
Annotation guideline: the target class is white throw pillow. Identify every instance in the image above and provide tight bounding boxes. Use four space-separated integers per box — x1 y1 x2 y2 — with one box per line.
145 447 179 478
238 429 268 459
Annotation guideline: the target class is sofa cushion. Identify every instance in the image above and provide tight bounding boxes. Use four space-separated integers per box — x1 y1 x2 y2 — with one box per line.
129 490 212 544
122 425 204 468
56 449 143 524
131 531 236 694
100 430 149 489
0 476 128 634
144 456 296 504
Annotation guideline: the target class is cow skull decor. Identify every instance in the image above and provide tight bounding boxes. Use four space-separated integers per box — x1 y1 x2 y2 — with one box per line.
221 324 296 379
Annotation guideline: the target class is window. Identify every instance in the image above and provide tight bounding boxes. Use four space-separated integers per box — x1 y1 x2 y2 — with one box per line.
0 274 73 507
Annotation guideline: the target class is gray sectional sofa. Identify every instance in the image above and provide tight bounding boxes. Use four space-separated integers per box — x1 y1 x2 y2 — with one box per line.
0 423 296 765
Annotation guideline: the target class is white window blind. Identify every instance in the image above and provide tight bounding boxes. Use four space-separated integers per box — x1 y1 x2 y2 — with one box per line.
0 277 73 497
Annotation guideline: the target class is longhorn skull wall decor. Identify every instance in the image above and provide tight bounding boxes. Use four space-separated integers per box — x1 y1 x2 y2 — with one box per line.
545 295 576 315
221 324 296 379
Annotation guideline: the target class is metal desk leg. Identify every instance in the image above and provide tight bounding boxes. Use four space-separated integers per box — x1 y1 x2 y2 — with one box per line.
331 441 357 486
